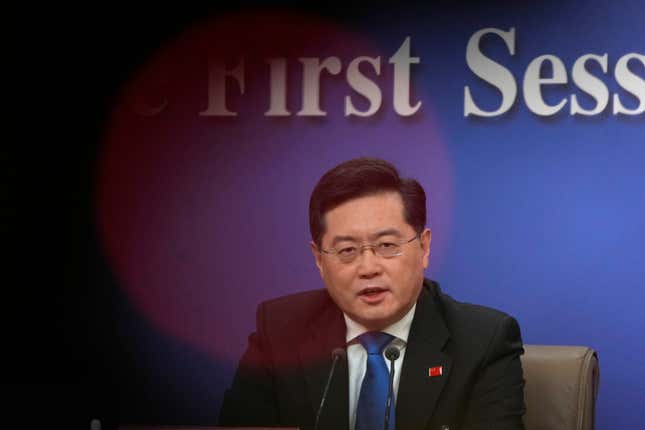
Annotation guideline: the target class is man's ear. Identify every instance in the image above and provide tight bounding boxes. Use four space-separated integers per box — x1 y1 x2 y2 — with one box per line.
310 240 324 277
420 228 432 269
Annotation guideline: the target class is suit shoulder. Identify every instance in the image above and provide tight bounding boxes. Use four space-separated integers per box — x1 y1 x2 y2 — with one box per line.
431 284 521 351
439 290 512 327
256 289 333 333
260 288 330 314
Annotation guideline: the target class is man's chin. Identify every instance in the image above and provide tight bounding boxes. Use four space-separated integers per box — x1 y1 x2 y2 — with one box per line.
352 308 397 331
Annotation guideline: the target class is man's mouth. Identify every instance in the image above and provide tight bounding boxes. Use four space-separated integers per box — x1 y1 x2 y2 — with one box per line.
359 287 387 296
358 287 389 303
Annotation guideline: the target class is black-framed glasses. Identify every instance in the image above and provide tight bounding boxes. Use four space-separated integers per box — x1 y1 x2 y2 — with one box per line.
319 235 419 264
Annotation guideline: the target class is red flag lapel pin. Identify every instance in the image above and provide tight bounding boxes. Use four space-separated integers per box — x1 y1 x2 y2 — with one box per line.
428 366 443 377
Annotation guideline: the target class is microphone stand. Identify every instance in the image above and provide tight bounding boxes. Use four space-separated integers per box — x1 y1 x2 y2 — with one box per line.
314 348 346 430
384 346 400 430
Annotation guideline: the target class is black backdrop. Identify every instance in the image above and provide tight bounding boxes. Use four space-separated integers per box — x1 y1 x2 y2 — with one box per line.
9 3 381 428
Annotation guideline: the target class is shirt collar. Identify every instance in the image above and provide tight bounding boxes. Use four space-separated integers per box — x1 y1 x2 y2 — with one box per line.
344 303 417 344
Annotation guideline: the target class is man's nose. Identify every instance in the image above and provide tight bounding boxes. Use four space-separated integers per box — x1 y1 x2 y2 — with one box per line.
356 246 382 278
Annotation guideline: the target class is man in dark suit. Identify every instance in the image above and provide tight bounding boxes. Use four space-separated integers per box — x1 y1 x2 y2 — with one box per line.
219 158 525 430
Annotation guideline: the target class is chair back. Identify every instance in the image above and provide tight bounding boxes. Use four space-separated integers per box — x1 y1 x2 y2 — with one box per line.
521 345 600 430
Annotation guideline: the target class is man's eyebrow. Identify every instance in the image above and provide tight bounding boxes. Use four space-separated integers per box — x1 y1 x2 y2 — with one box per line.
329 229 403 247
330 235 358 247
370 228 403 240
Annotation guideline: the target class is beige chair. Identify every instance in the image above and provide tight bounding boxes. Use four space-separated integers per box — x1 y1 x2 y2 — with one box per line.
521 345 600 430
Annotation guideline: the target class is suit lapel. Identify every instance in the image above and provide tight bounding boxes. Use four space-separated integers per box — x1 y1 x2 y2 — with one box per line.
396 282 452 430
298 295 349 430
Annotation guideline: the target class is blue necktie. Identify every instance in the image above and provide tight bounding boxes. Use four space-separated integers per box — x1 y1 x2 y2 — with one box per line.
356 332 396 430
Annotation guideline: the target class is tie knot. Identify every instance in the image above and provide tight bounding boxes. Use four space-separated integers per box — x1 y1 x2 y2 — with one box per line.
358 331 394 355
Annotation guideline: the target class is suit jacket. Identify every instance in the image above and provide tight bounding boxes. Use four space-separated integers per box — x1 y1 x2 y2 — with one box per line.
219 279 525 430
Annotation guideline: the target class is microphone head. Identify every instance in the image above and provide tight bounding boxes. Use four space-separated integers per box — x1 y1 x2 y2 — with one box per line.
331 347 347 361
384 345 400 361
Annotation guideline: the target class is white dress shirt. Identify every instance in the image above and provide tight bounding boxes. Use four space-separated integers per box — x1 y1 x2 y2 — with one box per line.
343 303 417 430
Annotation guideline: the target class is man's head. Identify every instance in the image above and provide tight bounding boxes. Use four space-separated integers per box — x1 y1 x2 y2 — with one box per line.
309 157 431 330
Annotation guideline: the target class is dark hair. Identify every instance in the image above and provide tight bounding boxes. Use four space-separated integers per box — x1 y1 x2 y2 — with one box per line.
309 157 426 248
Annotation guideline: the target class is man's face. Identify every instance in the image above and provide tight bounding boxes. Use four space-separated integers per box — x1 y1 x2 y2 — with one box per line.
311 192 431 330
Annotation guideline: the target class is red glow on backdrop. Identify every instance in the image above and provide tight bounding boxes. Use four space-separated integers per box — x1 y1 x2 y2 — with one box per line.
95 10 453 368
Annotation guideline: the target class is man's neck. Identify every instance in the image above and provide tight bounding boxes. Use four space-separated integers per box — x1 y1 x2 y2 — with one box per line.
344 303 417 343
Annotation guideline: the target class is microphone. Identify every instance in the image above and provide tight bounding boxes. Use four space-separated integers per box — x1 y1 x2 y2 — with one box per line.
384 345 400 430
314 348 346 430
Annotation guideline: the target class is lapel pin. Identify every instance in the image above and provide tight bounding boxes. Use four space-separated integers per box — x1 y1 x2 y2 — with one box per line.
428 366 443 377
